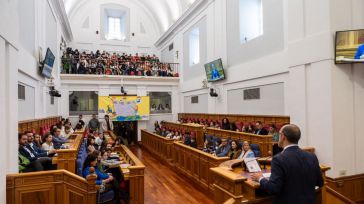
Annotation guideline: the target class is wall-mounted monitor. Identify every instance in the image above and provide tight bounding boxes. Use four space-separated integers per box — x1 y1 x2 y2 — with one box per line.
41 48 55 78
335 29 364 64
204 58 225 82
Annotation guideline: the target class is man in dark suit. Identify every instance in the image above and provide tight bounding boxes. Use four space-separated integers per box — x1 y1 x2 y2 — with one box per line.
18 133 54 171
251 124 323 204
254 121 268 135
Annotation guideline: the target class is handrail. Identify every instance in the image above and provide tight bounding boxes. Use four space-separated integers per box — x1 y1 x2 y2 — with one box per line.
326 186 356 204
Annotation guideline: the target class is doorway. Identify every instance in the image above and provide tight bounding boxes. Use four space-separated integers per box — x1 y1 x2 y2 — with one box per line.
113 121 138 145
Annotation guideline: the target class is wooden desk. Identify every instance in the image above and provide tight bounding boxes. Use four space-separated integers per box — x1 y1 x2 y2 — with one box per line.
173 141 229 191
52 133 84 173
206 127 273 157
161 121 204 148
211 160 330 204
141 130 229 191
141 129 175 166
7 169 97 204
114 145 145 204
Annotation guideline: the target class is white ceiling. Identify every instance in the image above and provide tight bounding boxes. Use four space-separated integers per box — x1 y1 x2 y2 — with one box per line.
63 0 197 34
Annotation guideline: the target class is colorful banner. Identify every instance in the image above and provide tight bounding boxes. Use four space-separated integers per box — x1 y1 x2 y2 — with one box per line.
98 96 150 121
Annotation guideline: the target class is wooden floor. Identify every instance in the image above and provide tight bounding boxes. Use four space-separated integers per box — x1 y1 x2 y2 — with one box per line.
129 145 214 204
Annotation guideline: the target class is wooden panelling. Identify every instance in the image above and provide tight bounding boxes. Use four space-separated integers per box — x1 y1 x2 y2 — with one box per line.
324 186 356 204
178 113 290 126
53 133 84 174
161 121 204 148
18 116 61 135
114 145 145 204
6 170 97 204
211 162 330 204
326 174 364 203
141 130 229 192
206 128 273 157
141 130 175 166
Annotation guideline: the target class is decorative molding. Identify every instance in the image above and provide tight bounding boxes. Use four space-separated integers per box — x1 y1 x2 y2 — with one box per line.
154 0 210 48
60 74 180 86
50 0 73 42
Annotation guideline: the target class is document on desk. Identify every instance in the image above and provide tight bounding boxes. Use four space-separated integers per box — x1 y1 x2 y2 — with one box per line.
244 157 261 173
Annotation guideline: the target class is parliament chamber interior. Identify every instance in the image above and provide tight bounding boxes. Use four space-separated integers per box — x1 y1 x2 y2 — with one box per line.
1 0 364 203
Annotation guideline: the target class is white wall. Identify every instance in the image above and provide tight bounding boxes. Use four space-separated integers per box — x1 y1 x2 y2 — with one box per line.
0 0 21 203
155 0 364 178
68 0 161 55
183 93 208 113
60 76 180 141
18 82 36 121
227 83 285 115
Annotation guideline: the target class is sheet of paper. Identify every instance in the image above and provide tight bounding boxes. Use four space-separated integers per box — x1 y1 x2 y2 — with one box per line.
244 157 261 173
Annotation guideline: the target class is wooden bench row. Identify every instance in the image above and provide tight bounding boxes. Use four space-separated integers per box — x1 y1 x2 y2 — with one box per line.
178 113 290 127
141 130 230 192
18 116 62 134
160 121 273 157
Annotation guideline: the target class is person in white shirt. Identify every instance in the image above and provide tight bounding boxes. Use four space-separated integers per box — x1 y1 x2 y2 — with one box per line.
101 115 114 132
237 141 255 160
42 133 55 151
62 125 74 139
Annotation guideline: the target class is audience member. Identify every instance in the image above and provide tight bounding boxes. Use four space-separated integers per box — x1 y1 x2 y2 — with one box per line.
41 133 55 151
18 133 54 171
237 141 255 160
101 115 114 132
61 48 178 77
221 118 231 130
228 140 242 160
82 153 120 202
215 138 231 157
87 137 96 153
75 114 85 130
52 128 68 149
254 121 268 135
88 114 100 131
63 125 73 139
26 131 52 157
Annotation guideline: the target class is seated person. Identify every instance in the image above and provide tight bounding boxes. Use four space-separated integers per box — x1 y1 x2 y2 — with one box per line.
190 137 197 148
41 133 55 151
26 131 55 157
172 131 181 140
18 150 33 173
82 153 120 203
18 133 55 171
221 118 231 130
215 138 231 157
166 131 174 139
228 140 242 160
254 121 268 135
87 136 96 153
52 128 68 149
63 125 73 139
268 124 283 155
203 136 215 153
237 141 255 160
183 133 192 145
74 114 85 130
355 44 364 59
33 134 43 149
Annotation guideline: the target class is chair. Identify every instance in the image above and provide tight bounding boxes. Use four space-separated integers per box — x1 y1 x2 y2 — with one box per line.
250 144 261 157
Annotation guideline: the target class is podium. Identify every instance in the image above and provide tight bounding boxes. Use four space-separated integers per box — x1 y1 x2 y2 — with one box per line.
210 159 330 204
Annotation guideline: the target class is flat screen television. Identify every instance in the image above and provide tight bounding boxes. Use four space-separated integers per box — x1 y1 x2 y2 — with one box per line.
41 48 55 78
204 58 225 82
335 29 364 64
